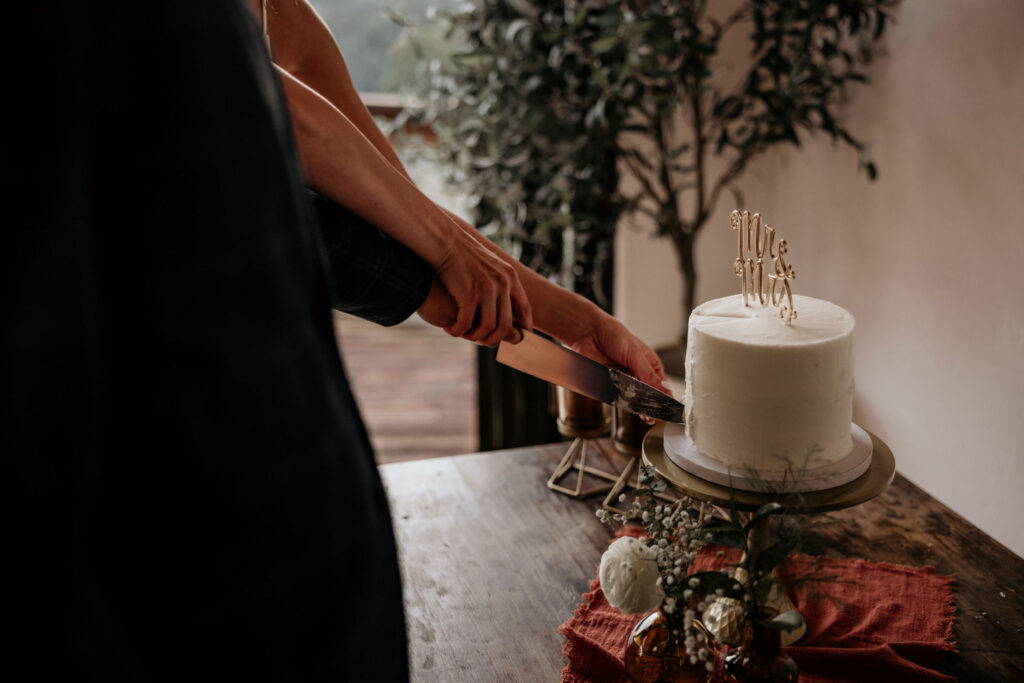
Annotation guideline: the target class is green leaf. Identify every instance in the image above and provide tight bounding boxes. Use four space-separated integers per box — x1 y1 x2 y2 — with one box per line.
701 523 747 549
590 36 622 54
761 609 805 632
621 21 654 40
584 98 607 130
743 502 782 533
686 571 735 595
588 12 622 29
382 8 416 28
506 0 539 20
753 535 798 578
505 19 534 45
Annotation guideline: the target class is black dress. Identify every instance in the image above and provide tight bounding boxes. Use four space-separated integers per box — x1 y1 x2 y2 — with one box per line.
3 2 424 679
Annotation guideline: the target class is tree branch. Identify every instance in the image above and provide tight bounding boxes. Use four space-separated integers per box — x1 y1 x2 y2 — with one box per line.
718 3 751 35
621 152 668 206
702 148 758 225
690 88 706 233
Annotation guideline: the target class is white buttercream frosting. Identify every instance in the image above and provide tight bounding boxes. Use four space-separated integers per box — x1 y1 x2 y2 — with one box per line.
684 294 855 472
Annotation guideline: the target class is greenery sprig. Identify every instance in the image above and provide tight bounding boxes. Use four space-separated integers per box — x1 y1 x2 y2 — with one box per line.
598 465 804 646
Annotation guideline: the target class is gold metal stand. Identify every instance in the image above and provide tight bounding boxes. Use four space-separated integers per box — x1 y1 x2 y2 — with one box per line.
547 387 615 499
547 431 620 498
600 407 676 513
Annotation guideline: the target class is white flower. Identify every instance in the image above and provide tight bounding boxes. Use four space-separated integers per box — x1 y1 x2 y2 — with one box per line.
599 537 665 614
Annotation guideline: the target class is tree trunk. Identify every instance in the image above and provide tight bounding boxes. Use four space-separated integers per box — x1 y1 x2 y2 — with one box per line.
675 230 697 346
654 215 698 377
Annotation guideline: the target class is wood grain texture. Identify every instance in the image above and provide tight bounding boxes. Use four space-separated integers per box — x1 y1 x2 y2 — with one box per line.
334 313 477 463
382 443 1024 682
382 444 609 682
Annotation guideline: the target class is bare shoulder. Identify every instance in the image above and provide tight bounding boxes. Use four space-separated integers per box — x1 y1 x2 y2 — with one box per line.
244 0 314 25
243 0 263 22
264 0 320 23
260 1 336 72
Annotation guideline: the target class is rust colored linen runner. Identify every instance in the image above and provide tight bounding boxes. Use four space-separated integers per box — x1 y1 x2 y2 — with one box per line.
559 541 956 683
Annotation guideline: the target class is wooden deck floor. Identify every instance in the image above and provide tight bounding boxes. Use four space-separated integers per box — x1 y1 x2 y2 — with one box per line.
333 312 477 465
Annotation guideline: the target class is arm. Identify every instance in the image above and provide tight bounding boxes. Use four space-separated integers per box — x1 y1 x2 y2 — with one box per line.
275 67 531 345
261 0 412 180
416 260 667 391
512 259 668 390
254 1 662 386
438 209 665 385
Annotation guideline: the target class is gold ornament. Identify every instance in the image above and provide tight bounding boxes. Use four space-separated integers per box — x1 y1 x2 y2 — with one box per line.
702 596 747 647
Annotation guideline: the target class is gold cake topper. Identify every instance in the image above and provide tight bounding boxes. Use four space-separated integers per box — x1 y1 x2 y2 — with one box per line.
731 210 797 323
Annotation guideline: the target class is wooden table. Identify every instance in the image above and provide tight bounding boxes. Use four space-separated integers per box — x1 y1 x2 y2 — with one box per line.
380 441 1024 682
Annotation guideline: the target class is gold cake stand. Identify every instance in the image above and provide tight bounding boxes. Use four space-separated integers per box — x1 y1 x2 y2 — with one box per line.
642 422 896 512
643 423 895 646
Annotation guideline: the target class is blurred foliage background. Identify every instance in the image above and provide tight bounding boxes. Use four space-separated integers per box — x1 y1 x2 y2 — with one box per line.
402 0 896 332
318 0 896 343
310 0 459 92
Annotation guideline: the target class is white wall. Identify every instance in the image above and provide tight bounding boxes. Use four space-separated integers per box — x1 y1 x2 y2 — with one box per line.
615 0 1024 557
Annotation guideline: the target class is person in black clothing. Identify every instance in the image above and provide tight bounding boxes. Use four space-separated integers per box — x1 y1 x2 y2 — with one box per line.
2 2 667 680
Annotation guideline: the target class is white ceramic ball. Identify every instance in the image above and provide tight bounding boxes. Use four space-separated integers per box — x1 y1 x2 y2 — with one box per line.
599 537 664 614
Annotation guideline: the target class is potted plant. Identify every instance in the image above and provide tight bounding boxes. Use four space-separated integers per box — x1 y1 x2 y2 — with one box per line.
400 0 897 440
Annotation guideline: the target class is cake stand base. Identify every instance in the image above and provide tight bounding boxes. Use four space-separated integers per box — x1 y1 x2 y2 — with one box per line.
662 422 874 493
643 423 895 513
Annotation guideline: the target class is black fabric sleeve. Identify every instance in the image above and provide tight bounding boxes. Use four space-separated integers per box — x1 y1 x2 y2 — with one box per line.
311 191 434 327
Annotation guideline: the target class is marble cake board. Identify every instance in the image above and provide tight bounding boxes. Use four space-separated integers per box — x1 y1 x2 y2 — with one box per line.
662 422 873 493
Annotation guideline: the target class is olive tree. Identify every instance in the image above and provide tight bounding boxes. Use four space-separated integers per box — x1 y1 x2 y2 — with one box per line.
408 0 898 339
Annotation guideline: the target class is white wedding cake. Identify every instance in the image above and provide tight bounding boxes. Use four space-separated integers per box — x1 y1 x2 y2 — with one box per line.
681 294 855 474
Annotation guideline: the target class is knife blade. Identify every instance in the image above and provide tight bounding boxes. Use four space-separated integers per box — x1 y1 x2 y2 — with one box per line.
496 330 685 423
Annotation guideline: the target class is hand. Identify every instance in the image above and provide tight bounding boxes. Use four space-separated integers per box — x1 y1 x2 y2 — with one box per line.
416 277 457 329
560 313 669 397
566 318 669 425
433 226 533 346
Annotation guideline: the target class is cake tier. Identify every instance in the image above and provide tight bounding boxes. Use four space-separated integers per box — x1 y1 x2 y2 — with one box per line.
683 294 855 472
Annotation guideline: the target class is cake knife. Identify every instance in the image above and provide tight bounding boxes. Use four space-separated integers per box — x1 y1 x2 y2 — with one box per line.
496 330 685 423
